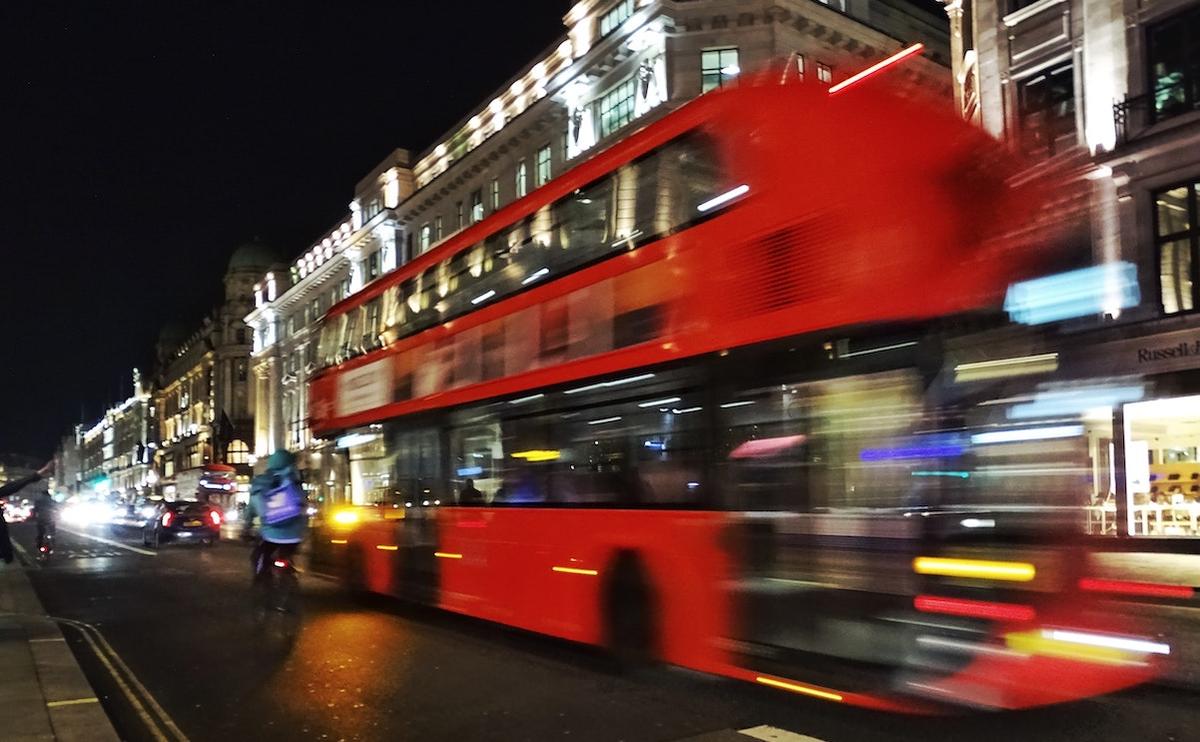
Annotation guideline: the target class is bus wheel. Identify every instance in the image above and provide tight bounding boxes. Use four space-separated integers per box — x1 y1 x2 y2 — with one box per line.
603 551 658 671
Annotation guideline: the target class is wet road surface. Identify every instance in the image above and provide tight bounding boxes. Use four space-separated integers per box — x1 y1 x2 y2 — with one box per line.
8 522 1197 742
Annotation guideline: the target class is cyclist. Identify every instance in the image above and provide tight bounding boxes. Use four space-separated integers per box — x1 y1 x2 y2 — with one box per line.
243 449 307 585
32 489 58 553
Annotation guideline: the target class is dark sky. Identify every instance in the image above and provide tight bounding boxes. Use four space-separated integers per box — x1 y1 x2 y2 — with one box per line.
0 1 569 458
1 1 944 459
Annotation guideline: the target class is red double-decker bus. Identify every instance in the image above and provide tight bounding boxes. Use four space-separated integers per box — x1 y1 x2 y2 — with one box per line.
305 76 1161 711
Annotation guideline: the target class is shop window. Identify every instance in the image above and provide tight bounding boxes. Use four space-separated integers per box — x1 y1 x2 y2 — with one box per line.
1156 181 1199 314
1147 5 1200 123
1017 62 1077 159
702 47 740 93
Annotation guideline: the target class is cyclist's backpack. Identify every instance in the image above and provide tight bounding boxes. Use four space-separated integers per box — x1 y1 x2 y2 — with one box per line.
262 477 305 525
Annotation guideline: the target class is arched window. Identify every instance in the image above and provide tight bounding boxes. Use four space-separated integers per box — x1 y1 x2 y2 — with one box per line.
227 439 250 465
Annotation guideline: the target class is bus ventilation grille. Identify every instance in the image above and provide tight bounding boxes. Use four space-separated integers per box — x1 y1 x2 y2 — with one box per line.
727 218 836 319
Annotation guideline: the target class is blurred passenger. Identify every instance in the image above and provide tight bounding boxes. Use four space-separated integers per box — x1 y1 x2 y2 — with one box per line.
458 478 484 505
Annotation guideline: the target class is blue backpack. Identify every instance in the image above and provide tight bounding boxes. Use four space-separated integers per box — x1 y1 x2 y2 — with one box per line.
262 477 305 525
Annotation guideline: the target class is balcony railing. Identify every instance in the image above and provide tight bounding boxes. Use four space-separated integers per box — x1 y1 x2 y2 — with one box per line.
1114 78 1200 144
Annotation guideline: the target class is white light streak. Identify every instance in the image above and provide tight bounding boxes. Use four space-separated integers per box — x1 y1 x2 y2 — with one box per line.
471 290 497 305
522 267 550 285
970 425 1084 445
697 184 750 213
565 373 655 395
587 416 622 425
720 401 755 409
638 397 681 408
1044 629 1170 656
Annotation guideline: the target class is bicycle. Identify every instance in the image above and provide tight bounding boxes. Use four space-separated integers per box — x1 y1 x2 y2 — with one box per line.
251 550 302 644
36 527 55 563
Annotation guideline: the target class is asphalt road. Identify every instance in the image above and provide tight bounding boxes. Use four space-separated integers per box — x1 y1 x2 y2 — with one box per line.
7 521 1198 742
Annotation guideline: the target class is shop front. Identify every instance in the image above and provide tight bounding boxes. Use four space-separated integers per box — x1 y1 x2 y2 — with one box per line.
1074 324 1200 541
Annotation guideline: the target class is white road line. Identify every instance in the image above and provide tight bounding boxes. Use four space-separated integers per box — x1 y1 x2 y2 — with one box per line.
739 726 827 742
59 528 157 557
12 540 38 569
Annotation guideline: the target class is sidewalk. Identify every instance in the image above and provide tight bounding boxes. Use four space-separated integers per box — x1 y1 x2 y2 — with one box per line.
0 561 121 742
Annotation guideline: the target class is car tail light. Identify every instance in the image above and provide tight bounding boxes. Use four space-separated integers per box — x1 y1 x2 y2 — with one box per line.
210 510 222 526
161 511 174 527
273 559 289 569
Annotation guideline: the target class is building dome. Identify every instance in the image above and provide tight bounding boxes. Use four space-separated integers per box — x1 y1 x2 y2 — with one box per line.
226 240 280 273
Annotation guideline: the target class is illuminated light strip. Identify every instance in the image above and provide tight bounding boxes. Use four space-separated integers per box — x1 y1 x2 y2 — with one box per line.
565 373 655 395
970 425 1083 445
954 353 1059 382
376 545 400 551
837 340 918 358
552 566 599 576
1079 578 1195 600
754 676 844 702
828 43 925 95
434 551 463 559
638 396 681 408
914 595 1036 622
471 289 497 305
719 400 755 409
697 184 750 212
330 539 348 545
521 267 550 285
507 393 545 405
1044 629 1170 656
913 556 1036 582
587 416 622 425
511 449 561 462
672 406 703 414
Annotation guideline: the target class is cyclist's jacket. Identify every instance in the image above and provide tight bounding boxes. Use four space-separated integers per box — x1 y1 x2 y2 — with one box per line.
247 464 307 544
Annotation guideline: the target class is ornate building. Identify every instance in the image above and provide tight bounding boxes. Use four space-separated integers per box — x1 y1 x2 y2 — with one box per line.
251 0 951 507
154 243 278 499
77 369 153 500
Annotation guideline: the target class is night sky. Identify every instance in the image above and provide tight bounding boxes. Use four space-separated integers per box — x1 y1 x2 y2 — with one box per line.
1 1 568 458
1 1 944 459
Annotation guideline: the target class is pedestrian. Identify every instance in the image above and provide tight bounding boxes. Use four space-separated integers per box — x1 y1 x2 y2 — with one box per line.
0 461 54 564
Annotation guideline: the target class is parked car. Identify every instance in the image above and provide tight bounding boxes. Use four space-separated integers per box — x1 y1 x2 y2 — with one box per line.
143 500 223 547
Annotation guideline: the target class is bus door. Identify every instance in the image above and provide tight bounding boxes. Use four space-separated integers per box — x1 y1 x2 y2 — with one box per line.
723 371 925 686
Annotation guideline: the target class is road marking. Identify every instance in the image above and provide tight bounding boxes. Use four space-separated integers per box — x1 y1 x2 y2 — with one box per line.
47 697 100 707
59 528 157 557
738 726 827 742
12 540 39 569
54 617 188 742
30 637 67 643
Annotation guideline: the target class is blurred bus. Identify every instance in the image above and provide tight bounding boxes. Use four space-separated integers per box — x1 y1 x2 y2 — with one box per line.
304 77 1162 711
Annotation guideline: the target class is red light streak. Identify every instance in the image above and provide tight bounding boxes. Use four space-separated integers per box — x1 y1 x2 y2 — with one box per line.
828 43 925 96
914 595 1036 622
1078 578 1195 599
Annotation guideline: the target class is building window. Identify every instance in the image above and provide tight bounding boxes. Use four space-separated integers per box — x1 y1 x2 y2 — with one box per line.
420 223 432 252
367 251 381 280
1147 6 1200 123
816 62 832 84
236 328 246 344
456 201 465 228
1156 181 1200 315
516 160 528 198
1017 62 1076 159
599 0 634 38
598 78 637 138
536 146 552 186
435 215 444 241
794 54 805 80
701 48 740 93
471 189 484 223
491 177 500 210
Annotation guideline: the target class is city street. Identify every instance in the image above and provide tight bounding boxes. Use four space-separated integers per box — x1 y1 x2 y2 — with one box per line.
5 522 1196 742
